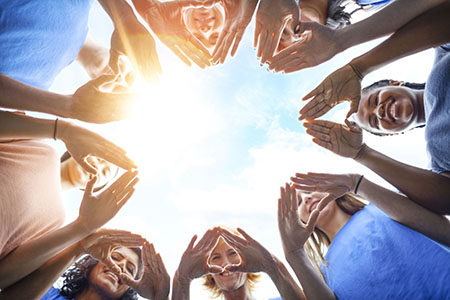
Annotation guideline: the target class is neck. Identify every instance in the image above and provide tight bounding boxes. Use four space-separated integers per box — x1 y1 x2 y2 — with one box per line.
320 209 352 242
222 284 255 300
416 90 426 124
300 0 328 24
76 286 112 300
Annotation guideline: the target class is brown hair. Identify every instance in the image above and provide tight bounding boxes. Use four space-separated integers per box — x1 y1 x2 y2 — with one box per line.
304 193 366 276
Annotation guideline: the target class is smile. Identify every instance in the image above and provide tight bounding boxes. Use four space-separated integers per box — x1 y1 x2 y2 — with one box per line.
309 200 319 213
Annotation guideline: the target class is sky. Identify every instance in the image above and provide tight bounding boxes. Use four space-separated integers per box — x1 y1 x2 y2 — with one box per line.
47 1 434 298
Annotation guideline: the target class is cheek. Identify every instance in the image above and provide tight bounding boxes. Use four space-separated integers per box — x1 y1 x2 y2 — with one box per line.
316 202 336 227
299 203 309 223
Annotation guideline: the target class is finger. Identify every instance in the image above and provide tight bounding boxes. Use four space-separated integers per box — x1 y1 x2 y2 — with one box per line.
254 21 262 49
303 102 329 120
290 176 319 186
186 235 198 251
84 175 98 195
312 138 333 151
269 51 297 70
224 263 242 273
236 228 254 243
120 272 138 287
288 184 298 212
261 26 283 64
219 31 237 64
257 29 269 59
207 264 224 274
280 186 287 217
291 184 317 192
114 178 139 202
230 30 245 57
105 256 122 275
306 128 331 142
283 61 311 74
305 209 320 232
303 122 330 134
346 102 359 119
90 74 120 88
299 96 323 119
307 119 335 129
317 194 336 211
116 188 136 208
76 156 98 175
103 170 137 195
179 43 208 69
167 44 192 67
184 35 212 63
344 118 362 133
302 84 323 100
212 28 228 59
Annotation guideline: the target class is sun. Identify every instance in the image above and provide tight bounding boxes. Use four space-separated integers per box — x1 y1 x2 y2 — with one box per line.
110 66 223 179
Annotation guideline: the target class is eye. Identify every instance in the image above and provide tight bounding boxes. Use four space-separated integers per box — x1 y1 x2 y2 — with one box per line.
126 265 135 275
229 250 238 256
111 253 120 261
210 255 220 261
373 117 379 129
374 93 379 106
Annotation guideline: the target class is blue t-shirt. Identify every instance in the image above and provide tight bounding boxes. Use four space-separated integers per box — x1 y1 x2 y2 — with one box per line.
0 0 93 90
424 43 450 174
41 287 69 300
320 203 450 300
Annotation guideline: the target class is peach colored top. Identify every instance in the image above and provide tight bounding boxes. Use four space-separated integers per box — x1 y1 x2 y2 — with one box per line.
0 140 65 260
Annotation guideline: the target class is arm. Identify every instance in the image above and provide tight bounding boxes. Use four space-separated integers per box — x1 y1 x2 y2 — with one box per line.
304 119 450 215
0 171 138 289
277 184 336 300
292 172 450 247
172 230 222 300
0 110 56 142
350 2 450 77
220 228 306 300
76 34 110 79
0 230 145 299
355 145 450 215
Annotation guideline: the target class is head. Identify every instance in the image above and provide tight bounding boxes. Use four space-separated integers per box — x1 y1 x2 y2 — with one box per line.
203 230 260 298
277 0 355 52
60 247 142 300
297 191 365 272
60 152 118 190
184 6 224 51
355 80 425 136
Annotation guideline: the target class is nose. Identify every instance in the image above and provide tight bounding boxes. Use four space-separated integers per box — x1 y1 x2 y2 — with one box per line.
116 259 127 273
303 195 312 205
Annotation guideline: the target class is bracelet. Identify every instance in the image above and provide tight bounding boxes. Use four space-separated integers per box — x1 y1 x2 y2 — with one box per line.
354 175 364 194
53 118 59 140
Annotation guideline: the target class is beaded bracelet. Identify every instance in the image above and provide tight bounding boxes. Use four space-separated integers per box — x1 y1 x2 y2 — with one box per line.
53 118 59 140
354 175 364 194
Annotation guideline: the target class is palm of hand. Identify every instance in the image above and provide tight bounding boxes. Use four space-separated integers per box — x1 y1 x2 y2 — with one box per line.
280 212 311 256
131 264 170 300
146 3 189 39
329 124 363 158
302 24 338 67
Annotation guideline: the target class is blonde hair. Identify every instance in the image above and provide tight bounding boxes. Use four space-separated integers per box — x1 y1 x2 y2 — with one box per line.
304 193 366 276
202 228 261 299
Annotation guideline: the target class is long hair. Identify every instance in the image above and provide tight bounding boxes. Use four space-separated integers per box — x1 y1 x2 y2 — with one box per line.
60 252 141 300
202 228 261 299
359 79 426 136
304 194 366 276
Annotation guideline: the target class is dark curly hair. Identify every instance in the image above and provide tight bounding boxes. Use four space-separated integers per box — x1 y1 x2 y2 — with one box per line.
59 250 141 300
359 79 426 136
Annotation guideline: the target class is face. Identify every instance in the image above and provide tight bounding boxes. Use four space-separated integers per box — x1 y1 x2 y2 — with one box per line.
184 7 224 50
355 85 422 134
61 156 117 190
89 247 139 298
209 239 246 291
297 191 338 229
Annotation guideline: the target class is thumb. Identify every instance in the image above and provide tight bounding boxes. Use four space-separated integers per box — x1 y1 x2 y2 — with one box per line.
296 21 315 36
291 9 301 35
77 157 97 175
317 194 337 211
224 263 241 273
84 175 98 194
120 272 138 288
306 209 321 232
346 101 359 119
208 264 224 274
344 118 362 133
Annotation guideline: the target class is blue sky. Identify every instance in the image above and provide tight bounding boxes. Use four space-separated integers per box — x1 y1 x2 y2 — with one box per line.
48 2 434 298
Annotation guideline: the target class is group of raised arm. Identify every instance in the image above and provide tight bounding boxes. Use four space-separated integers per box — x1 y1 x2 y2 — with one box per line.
1 0 450 299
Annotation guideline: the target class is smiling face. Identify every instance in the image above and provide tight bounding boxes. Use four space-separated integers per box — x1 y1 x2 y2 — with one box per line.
209 238 246 291
355 85 424 134
88 247 139 298
184 6 224 50
297 191 339 229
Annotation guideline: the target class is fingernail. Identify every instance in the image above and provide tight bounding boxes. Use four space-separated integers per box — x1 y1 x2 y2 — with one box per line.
294 24 301 34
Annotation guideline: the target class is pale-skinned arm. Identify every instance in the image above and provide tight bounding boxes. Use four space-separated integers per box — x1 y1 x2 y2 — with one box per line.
0 171 138 289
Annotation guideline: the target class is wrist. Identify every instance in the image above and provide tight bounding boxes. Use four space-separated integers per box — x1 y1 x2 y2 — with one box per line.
54 119 73 142
286 247 306 264
354 143 369 161
335 26 353 52
173 269 191 288
74 217 96 236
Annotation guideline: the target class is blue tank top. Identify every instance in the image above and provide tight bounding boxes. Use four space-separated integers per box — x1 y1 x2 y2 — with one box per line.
320 203 450 300
0 0 93 90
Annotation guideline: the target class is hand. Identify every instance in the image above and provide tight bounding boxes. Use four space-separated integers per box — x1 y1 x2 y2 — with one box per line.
218 228 275 274
303 119 364 158
255 0 301 64
79 228 145 274
56 120 137 174
109 10 162 82
299 64 362 120
142 1 212 68
69 74 137 124
277 183 320 257
212 0 259 64
269 22 341 73
176 229 223 282
291 172 360 210
119 242 170 300
77 170 139 233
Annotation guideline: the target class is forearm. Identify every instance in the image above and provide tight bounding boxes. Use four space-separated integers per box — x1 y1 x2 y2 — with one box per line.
286 249 336 300
0 110 56 142
0 220 89 289
337 0 446 51
264 255 306 300
357 177 450 247
0 243 84 299
355 145 450 214
171 271 191 300
76 35 109 79
0 74 70 117
348 2 450 77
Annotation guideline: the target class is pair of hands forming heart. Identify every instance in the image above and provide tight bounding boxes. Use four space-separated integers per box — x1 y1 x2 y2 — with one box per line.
176 227 276 283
